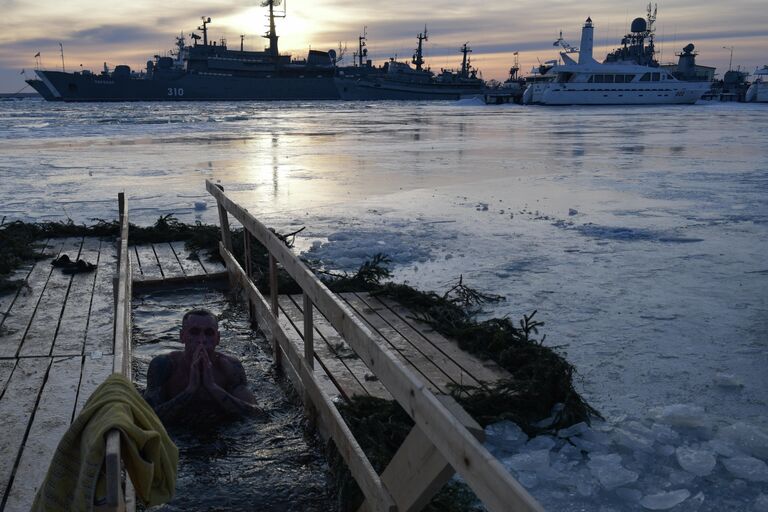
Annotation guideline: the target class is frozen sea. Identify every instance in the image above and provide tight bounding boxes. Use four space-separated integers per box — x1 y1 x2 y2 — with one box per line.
1 99 767 511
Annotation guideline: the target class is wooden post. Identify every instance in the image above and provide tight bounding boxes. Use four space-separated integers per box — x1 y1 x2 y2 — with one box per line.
215 184 233 254
303 292 314 369
303 292 317 425
269 254 281 369
359 395 484 512
243 230 256 327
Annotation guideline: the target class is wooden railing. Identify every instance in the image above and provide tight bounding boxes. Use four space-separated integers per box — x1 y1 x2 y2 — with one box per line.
206 180 544 512
99 192 135 512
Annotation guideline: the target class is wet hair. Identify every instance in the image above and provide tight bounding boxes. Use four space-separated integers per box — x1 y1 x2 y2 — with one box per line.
182 308 219 329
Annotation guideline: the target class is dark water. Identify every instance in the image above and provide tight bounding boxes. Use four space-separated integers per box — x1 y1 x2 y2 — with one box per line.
131 285 336 511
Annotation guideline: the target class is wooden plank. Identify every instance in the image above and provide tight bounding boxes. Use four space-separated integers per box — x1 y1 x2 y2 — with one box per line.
19 238 84 357
209 183 544 512
74 353 114 417
0 240 63 358
133 245 162 281
340 292 450 394
0 239 50 328
0 357 50 505
151 243 185 280
84 239 117 355
199 257 227 275
357 292 490 388
279 296 369 400
0 360 17 399
4 356 82 510
286 294 389 398
374 295 510 385
219 246 396 512
52 238 101 356
168 241 206 277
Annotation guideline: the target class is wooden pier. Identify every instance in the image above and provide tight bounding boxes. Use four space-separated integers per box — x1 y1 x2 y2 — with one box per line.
0 185 544 512
0 228 218 511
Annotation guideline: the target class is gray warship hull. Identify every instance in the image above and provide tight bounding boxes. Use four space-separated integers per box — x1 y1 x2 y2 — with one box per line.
32 70 340 101
336 77 484 100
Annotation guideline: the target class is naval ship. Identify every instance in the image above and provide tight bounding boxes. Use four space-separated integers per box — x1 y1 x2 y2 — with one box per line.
336 28 486 100
27 0 340 101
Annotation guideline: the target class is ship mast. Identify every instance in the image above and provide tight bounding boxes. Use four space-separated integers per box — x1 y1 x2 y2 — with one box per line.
646 2 657 60
357 26 367 67
459 42 472 78
198 17 211 47
262 0 285 61
412 26 428 71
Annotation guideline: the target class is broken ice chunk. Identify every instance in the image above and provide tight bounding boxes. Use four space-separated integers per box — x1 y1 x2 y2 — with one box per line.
615 488 642 502
650 423 680 444
516 471 538 489
675 446 717 476
557 421 590 438
754 493 768 512
722 456 768 482
613 427 655 453
717 422 768 460
587 453 639 490
504 449 551 473
526 435 557 451
640 489 691 510
650 404 710 429
484 420 528 449
714 372 743 388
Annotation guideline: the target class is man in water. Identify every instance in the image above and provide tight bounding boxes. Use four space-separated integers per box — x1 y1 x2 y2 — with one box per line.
144 309 265 422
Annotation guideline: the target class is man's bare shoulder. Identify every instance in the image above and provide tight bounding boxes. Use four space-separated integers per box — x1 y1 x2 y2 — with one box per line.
215 352 243 368
148 351 184 370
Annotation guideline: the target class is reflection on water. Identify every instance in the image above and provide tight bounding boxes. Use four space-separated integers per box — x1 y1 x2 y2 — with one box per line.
132 287 336 512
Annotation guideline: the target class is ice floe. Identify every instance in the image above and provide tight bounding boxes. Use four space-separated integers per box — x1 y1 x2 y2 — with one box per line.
484 403 768 511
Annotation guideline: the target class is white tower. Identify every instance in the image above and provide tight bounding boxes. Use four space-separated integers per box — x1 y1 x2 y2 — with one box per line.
579 17 595 64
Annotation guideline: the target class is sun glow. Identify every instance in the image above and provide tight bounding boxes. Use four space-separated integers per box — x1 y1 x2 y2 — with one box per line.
216 6 318 55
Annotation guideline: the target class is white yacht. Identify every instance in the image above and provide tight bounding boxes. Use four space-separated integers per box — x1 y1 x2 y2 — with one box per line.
745 66 768 102
524 12 710 105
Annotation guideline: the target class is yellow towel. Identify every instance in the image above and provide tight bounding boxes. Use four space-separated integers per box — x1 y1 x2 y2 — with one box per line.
32 373 178 511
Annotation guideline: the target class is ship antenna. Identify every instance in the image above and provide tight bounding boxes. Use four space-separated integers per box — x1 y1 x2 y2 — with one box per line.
412 25 428 71
58 42 66 72
240 34 245 52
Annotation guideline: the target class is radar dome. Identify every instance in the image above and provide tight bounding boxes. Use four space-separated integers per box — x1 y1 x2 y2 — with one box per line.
683 43 695 53
328 49 337 61
630 17 647 33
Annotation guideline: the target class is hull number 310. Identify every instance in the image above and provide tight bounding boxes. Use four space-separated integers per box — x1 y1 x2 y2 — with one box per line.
167 88 185 97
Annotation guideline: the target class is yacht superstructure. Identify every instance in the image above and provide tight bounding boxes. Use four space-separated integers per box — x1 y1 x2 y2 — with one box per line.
746 66 768 102
523 10 709 105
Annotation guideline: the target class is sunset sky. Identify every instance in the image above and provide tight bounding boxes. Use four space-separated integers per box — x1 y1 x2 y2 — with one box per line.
2 0 766 92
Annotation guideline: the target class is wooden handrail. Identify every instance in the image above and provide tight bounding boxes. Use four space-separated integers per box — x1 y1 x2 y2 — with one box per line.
101 192 134 512
206 180 543 512
220 245 396 511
